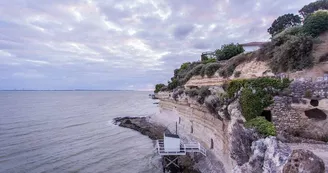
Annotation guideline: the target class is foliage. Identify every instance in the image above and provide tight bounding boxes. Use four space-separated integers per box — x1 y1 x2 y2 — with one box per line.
215 43 245 61
245 117 277 136
218 53 254 78
203 58 217 64
201 54 208 61
226 77 291 98
197 87 211 104
180 62 191 70
204 95 221 115
270 35 314 73
167 79 179 90
304 90 313 98
303 10 328 37
240 88 273 121
185 88 199 97
205 63 221 77
299 0 328 18
234 71 241 78
226 78 290 122
154 84 165 93
268 14 302 36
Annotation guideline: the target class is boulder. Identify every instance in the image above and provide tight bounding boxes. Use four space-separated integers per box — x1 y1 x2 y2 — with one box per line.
283 149 325 173
233 137 292 173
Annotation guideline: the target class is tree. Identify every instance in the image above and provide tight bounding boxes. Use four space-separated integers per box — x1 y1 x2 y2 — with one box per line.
299 0 328 18
303 10 328 37
154 83 165 93
215 43 244 61
267 14 302 36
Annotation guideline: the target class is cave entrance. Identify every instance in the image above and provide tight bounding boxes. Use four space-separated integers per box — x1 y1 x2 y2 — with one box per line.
305 108 327 120
260 110 272 122
210 139 214 149
310 100 319 107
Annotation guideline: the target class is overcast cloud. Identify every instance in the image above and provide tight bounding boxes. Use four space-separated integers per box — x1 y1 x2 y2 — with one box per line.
0 0 314 90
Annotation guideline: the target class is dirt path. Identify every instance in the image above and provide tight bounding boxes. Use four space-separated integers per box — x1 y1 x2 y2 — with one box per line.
288 143 328 172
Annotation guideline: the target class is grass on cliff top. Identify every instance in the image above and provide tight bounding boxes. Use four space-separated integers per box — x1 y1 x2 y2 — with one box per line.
245 117 277 136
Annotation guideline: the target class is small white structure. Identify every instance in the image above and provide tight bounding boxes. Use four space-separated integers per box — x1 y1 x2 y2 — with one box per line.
164 134 181 152
156 133 206 156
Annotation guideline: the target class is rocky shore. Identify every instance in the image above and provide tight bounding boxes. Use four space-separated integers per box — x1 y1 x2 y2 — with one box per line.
113 116 201 173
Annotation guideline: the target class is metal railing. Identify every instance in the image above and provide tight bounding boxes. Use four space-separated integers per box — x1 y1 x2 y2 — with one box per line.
156 140 206 156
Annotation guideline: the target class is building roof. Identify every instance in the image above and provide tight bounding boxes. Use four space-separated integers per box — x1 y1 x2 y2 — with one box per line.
240 42 268 47
165 133 180 138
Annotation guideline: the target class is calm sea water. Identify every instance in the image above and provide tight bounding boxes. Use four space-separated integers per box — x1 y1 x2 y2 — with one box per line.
0 91 161 173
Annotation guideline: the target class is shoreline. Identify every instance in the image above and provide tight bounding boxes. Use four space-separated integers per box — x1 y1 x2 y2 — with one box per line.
113 116 201 173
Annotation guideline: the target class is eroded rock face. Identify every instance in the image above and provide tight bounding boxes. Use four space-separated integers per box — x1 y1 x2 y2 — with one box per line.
230 123 259 166
233 137 292 173
282 149 325 173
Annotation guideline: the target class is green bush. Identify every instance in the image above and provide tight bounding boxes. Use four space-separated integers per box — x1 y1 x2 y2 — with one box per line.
203 58 217 64
218 53 251 78
185 88 199 97
200 64 207 77
299 0 328 18
304 90 313 98
240 88 272 121
205 63 221 77
180 62 191 70
245 117 277 136
226 78 290 98
226 78 290 121
154 84 165 93
234 71 241 78
191 64 204 76
197 86 211 104
267 14 302 36
303 10 328 37
215 43 245 61
270 35 314 73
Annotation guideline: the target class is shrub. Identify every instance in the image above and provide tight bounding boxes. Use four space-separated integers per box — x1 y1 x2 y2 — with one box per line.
270 35 314 73
200 64 207 77
245 117 277 136
304 90 313 98
267 14 302 36
234 71 241 78
204 95 221 114
180 62 191 70
185 88 199 97
215 43 245 61
191 64 205 76
205 63 221 77
154 84 165 93
240 88 269 121
203 58 217 64
197 86 211 104
226 78 291 98
218 53 251 78
303 10 328 37
299 0 328 18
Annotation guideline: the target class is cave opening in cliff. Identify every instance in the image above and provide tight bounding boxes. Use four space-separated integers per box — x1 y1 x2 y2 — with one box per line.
305 108 327 120
310 99 319 107
210 139 214 149
260 110 272 122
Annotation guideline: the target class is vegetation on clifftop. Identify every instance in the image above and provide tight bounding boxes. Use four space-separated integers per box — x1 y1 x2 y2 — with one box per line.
245 117 277 136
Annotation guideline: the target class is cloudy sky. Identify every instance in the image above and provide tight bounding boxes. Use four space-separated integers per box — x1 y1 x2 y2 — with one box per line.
0 0 314 90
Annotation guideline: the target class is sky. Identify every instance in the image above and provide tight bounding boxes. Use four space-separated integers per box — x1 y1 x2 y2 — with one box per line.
0 0 315 90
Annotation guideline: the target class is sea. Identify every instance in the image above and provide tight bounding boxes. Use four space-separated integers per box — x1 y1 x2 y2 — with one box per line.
0 91 162 173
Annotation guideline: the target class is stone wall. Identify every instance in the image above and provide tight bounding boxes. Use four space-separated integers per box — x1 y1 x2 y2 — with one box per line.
271 96 306 134
290 80 328 98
